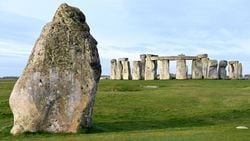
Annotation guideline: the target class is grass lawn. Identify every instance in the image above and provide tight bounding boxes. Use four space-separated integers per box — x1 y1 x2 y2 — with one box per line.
0 79 250 140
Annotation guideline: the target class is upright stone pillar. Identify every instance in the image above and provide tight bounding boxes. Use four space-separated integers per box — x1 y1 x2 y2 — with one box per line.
119 58 131 80
145 54 158 80
207 60 218 79
132 61 141 80
192 59 203 79
228 61 242 79
116 60 123 80
110 59 117 80
238 63 243 79
159 59 170 80
140 54 146 80
218 60 227 80
198 54 209 79
176 55 187 80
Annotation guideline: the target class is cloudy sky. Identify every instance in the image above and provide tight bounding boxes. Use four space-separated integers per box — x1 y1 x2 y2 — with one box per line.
0 0 250 76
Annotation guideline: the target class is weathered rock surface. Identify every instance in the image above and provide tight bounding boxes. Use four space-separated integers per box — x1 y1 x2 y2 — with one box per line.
176 55 187 79
228 61 242 79
192 59 203 79
218 60 227 79
9 3 101 135
140 54 146 80
110 59 117 80
159 60 170 80
145 54 158 80
132 61 141 80
201 57 209 79
119 58 131 80
207 60 218 79
115 60 123 80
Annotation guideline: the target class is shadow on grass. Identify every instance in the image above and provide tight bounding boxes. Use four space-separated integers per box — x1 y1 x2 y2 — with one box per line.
88 109 250 134
87 117 214 133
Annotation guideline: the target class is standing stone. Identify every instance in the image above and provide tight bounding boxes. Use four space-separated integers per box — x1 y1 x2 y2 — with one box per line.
110 59 117 80
228 61 242 79
192 59 203 79
238 63 243 79
9 3 101 135
145 54 158 80
176 55 187 80
218 60 227 80
119 58 131 80
159 60 170 80
207 60 218 79
116 60 123 80
132 61 141 80
200 54 209 79
140 54 146 80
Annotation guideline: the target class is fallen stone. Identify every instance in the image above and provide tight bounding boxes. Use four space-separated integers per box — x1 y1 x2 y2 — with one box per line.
236 126 248 129
143 85 159 89
9 3 101 135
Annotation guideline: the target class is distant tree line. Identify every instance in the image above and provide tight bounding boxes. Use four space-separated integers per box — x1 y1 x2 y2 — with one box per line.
0 76 19 79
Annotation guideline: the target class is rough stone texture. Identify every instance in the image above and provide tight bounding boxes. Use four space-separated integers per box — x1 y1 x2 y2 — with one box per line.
228 61 242 79
159 60 170 80
218 60 227 80
192 59 203 79
140 54 146 80
119 58 131 80
115 60 123 80
132 61 141 80
176 55 187 79
9 3 101 135
238 63 243 79
201 57 209 79
145 54 158 80
110 59 117 80
207 60 218 79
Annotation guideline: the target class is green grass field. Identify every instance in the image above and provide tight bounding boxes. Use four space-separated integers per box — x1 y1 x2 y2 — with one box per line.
0 79 250 140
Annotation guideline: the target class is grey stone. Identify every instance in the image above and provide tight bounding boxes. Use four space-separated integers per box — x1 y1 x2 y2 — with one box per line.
140 54 146 80
132 61 141 80
238 63 243 79
176 55 187 79
159 60 170 80
110 59 117 80
207 60 218 79
145 54 158 80
119 58 131 80
9 3 101 135
192 59 203 79
201 57 209 79
115 60 123 80
218 60 227 80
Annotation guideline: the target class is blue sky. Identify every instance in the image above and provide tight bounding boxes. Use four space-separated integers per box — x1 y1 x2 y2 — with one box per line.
0 0 250 76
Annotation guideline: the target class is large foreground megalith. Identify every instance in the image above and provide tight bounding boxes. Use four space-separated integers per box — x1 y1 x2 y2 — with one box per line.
9 3 101 135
